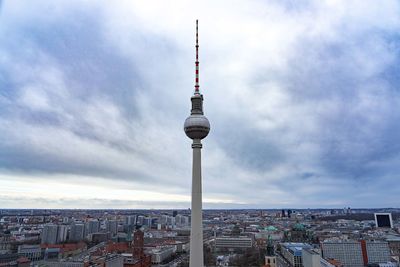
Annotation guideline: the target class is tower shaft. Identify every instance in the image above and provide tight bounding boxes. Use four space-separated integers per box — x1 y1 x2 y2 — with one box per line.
189 139 203 267
184 20 209 267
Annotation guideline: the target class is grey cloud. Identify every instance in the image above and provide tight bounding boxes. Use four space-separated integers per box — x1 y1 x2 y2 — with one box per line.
1 0 400 208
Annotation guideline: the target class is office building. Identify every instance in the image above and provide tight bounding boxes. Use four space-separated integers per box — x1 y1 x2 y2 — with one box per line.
86 220 100 235
160 215 168 225
69 223 85 242
41 225 59 244
280 243 312 267
374 213 393 228
321 240 391 267
142 217 152 228
176 215 190 227
106 220 118 236
18 245 42 261
322 241 363 267
215 237 253 249
57 225 68 243
150 247 174 264
366 241 391 264
302 248 320 267
136 216 144 226
125 216 137 226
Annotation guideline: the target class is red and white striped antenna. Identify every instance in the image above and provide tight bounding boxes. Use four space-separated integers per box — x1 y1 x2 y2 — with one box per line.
194 19 200 95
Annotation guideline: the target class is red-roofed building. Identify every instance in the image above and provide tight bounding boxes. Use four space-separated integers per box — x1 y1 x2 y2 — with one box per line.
106 242 130 254
40 242 87 258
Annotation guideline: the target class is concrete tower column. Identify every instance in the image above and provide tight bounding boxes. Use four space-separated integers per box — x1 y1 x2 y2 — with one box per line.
190 139 203 267
184 20 210 267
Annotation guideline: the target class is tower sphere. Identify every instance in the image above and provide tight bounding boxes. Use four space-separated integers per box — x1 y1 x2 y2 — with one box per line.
184 114 210 140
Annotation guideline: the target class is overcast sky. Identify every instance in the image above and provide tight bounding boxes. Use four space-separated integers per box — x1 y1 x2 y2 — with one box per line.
1 0 400 209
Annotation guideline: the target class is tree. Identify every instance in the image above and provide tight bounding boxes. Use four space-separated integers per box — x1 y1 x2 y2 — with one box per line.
229 248 264 267
204 244 216 266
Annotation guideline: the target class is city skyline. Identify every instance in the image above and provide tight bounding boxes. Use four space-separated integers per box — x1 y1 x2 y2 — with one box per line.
1 0 400 209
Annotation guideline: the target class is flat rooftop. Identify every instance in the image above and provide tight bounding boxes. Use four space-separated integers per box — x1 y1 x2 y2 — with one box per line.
282 243 312 256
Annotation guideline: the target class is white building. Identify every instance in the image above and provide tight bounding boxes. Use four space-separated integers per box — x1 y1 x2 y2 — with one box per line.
18 244 42 261
150 247 174 264
302 248 320 267
215 237 253 249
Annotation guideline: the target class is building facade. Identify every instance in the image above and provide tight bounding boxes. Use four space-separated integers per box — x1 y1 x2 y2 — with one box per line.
69 223 85 242
302 249 320 267
41 225 59 244
17 245 42 262
150 247 174 264
280 243 312 267
322 240 391 267
215 237 253 250
86 220 100 235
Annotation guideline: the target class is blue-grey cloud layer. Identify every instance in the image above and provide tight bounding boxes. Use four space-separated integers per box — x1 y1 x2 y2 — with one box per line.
1 0 400 208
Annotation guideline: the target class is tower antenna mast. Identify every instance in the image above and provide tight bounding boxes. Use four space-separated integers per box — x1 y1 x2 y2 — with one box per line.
195 19 200 95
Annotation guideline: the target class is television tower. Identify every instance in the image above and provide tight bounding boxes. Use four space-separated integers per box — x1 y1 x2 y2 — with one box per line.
184 20 210 267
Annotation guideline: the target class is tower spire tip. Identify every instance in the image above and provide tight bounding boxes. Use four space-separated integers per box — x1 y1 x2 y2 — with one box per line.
194 20 200 95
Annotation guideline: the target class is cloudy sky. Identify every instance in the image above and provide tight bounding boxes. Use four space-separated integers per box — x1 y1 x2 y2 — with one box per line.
1 0 400 209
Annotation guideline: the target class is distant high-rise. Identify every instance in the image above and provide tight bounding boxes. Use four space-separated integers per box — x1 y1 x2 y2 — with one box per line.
69 223 85 242
374 213 393 228
137 215 144 226
41 224 67 244
86 220 100 235
288 209 292 218
57 225 68 243
106 220 118 236
183 20 210 267
41 224 58 244
125 215 137 226
176 214 190 227
143 217 152 228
